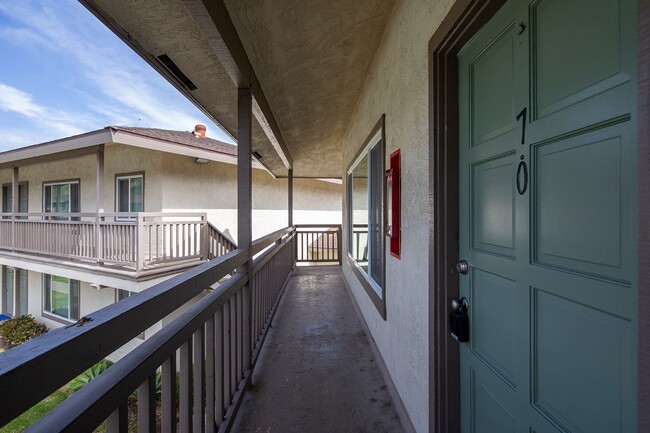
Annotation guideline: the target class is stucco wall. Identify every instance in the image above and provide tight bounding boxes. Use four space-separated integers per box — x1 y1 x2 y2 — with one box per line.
161 152 341 241
341 1 454 431
0 155 97 213
0 145 164 215
103 144 164 212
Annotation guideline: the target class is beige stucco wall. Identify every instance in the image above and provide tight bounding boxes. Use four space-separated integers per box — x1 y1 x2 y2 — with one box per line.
161 152 341 241
341 1 454 431
0 145 164 215
0 155 97 213
103 144 164 213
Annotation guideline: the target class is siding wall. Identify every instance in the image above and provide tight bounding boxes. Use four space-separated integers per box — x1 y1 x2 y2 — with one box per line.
341 1 454 431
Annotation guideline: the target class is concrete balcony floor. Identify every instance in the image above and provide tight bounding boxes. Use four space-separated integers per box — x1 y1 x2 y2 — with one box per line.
232 266 405 433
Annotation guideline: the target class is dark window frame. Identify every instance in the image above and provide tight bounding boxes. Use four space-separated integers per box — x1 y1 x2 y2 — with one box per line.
2 182 29 217
42 274 80 324
345 115 387 319
42 178 81 220
114 171 145 219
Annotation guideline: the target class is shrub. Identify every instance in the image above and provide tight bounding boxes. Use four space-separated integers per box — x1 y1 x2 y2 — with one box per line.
0 315 48 349
66 359 114 393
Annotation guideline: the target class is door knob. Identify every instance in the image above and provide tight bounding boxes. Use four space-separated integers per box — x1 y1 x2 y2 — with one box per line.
456 259 469 275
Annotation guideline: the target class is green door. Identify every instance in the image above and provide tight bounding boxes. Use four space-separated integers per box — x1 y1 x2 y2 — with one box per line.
458 0 637 431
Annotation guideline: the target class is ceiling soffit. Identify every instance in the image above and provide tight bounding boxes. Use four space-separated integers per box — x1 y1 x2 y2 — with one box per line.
83 0 288 176
223 0 395 178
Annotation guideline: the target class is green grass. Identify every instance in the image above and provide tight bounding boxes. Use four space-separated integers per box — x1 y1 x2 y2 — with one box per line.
0 389 70 433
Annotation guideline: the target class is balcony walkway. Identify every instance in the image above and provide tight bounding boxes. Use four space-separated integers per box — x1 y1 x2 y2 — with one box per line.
231 265 404 433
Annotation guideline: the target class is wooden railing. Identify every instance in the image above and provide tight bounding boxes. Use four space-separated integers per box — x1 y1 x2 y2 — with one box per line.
352 224 368 262
207 222 237 259
295 224 342 264
0 212 235 274
0 227 296 432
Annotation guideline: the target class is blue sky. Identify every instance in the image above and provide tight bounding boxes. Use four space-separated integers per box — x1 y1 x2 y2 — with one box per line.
0 0 233 152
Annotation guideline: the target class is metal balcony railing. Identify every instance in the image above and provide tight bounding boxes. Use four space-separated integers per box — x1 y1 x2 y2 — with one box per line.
0 212 236 275
0 226 297 432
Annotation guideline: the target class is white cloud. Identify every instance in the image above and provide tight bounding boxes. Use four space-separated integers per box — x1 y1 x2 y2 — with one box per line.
0 1 233 144
0 83 45 117
0 82 85 139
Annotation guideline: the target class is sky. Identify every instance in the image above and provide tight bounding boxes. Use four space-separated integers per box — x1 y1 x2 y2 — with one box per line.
0 0 233 152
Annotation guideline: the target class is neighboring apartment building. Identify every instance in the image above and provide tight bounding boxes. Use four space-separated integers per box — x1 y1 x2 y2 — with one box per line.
0 125 341 350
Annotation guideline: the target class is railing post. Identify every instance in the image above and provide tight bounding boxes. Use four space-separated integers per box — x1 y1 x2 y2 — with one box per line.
11 166 18 252
136 213 145 271
238 87 253 374
201 214 209 261
337 225 342 265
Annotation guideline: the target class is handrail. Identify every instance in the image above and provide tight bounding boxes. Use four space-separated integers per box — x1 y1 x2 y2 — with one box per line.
0 226 296 430
0 212 238 274
294 224 342 264
0 248 248 426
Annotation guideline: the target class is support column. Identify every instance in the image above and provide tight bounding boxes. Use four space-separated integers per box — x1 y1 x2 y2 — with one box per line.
96 147 104 265
96 146 104 214
11 167 18 214
11 167 18 252
238 88 253 372
288 169 293 227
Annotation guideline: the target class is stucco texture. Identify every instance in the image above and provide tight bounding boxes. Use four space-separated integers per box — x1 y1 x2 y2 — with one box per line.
341 1 454 431
161 152 341 241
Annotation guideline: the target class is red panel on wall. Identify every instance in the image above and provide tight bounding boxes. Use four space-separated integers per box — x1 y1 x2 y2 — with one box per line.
386 149 400 259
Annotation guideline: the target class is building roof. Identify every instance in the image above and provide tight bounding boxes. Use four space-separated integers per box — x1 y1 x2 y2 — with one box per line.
109 126 237 157
0 125 266 172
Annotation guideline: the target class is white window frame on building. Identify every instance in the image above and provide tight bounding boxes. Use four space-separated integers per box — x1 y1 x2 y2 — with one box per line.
43 179 80 221
346 115 386 319
42 274 80 323
115 173 144 220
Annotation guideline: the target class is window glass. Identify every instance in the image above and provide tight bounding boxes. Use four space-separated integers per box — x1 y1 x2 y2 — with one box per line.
2 184 28 217
19 270 27 316
351 155 369 269
44 182 79 220
116 175 143 215
44 274 79 321
347 131 384 296
2 267 13 316
50 275 70 318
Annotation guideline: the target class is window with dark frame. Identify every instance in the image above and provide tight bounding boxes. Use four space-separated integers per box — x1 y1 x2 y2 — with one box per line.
116 174 143 219
43 274 79 321
43 181 79 221
2 183 28 218
346 116 386 318
2 267 27 317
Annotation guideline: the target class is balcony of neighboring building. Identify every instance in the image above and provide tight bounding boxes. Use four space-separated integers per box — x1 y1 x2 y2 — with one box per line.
0 211 236 281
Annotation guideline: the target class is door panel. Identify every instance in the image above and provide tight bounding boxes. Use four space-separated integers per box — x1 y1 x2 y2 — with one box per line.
458 0 637 431
471 268 517 386
533 121 634 282
532 288 631 433
471 24 518 148
471 154 517 258
470 368 516 433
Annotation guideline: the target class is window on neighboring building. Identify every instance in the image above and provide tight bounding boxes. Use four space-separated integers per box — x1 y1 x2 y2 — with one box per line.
43 181 79 220
346 116 386 318
2 267 27 317
43 274 79 321
2 183 28 218
115 289 144 339
116 174 143 219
